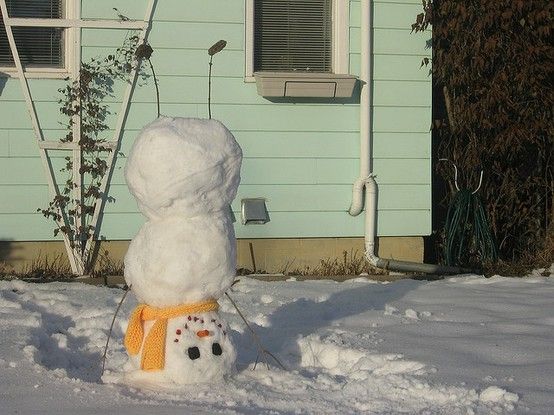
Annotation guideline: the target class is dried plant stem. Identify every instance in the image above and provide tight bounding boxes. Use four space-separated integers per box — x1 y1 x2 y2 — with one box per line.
443 86 455 128
101 284 131 375
147 58 160 118
208 55 213 119
225 291 286 371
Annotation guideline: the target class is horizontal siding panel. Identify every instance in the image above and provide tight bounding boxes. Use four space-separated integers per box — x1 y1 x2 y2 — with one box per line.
351 0 426 28
130 76 259 105
374 55 431 81
0 213 59 240
233 209 430 238
0 182 431 214
240 158 429 186
82 22 244 50
351 54 431 81
0 134 8 155
1 130 431 160
373 80 430 107
0 78 65 102
350 28 430 55
0 185 50 213
373 133 430 158
81 47 245 78
81 0 149 20
0 129 61 157
210 104 359 133
234 184 430 212
0 208 430 241
0 156 429 187
0 101 62 130
236 131 359 158
373 106 431 133
372 0 424 3
81 0 244 23
373 158 430 184
373 2 427 29
0 157 49 185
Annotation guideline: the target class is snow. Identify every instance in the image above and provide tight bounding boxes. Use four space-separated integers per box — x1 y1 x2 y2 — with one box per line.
1 273 553 414
122 116 242 385
124 213 236 307
124 116 242 220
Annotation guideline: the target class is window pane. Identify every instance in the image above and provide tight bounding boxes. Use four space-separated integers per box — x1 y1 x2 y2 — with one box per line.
254 0 332 72
0 0 64 68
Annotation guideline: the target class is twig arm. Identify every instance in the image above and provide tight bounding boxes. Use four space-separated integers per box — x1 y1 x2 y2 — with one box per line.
225 291 287 371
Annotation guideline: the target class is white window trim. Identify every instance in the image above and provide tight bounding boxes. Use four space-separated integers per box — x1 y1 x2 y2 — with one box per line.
244 0 350 82
0 0 75 78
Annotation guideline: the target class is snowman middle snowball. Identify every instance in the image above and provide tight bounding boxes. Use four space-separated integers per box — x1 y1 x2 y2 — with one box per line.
122 117 242 386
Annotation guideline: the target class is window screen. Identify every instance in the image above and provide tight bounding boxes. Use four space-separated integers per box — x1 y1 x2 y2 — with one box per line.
0 0 64 67
254 0 332 72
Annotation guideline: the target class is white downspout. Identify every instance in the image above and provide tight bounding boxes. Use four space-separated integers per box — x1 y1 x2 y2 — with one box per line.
349 0 377 256
349 0 372 218
357 0 380 265
350 0 473 275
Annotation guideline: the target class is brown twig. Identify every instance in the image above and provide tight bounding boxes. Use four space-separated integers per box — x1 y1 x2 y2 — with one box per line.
225 291 286 371
101 284 131 375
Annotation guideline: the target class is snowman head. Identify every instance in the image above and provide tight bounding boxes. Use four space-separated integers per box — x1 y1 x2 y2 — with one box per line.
165 312 236 383
125 117 242 219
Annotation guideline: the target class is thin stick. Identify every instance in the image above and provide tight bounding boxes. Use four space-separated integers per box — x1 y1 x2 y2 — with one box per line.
101 284 131 375
208 55 213 119
225 291 286 371
249 242 257 273
147 58 160 118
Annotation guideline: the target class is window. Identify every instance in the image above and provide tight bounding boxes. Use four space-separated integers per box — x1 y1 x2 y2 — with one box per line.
0 0 67 72
254 0 332 72
245 0 349 79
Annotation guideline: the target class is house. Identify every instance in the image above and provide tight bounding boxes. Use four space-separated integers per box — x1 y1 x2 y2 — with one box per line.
0 0 431 274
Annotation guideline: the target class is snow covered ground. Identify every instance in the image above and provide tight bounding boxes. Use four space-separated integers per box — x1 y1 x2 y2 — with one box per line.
0 271 552 414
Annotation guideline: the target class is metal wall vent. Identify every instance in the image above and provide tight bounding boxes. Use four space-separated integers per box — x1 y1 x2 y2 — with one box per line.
241 198 269 225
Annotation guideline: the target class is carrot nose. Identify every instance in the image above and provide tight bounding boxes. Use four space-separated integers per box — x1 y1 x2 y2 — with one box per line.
196 329 211 338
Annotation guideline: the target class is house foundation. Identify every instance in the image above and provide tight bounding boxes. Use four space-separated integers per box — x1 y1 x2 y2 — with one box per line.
0 237 423 275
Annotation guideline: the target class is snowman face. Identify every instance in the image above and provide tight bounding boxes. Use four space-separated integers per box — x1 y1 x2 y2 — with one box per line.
164 312 236 384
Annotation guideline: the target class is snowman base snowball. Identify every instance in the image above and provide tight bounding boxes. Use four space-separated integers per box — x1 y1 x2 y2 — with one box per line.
124 306 236 386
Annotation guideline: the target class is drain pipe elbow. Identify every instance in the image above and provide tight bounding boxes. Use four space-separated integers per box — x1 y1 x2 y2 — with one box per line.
349 178 366 216
364 175 476 275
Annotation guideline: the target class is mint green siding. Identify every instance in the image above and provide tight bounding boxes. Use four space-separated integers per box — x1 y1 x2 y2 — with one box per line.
0 0 431 241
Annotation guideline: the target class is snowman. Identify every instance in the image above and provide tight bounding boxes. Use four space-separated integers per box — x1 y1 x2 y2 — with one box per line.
121 116 242 387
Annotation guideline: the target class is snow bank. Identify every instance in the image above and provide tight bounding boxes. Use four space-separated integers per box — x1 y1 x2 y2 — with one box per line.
1 275 553 414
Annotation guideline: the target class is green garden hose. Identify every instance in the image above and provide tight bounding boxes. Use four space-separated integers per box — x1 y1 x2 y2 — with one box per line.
441 161 498 267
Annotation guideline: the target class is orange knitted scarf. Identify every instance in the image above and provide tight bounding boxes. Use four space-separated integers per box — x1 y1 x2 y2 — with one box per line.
124 299 219 371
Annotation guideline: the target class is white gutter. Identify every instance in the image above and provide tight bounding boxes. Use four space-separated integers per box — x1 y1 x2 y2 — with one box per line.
350 0 472 275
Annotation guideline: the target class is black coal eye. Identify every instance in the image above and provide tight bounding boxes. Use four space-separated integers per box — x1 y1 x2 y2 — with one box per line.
188 346 200 360
212 342 222 356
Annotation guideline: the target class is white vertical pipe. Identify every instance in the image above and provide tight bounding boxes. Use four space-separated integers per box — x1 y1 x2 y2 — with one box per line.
349 0 372 216
359 0 379 260
348 0 473 274
360 0 371 179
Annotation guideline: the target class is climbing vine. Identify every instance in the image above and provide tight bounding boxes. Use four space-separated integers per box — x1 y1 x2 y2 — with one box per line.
38 33 158 273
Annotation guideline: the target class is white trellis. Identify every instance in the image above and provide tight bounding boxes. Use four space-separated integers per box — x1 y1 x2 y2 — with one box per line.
0 0 157 274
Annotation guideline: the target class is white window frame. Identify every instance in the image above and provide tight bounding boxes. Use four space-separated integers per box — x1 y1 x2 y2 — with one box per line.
244 0 350 82
0 0 74 78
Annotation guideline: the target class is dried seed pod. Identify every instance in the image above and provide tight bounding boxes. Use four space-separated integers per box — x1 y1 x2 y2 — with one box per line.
208 40 227 56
